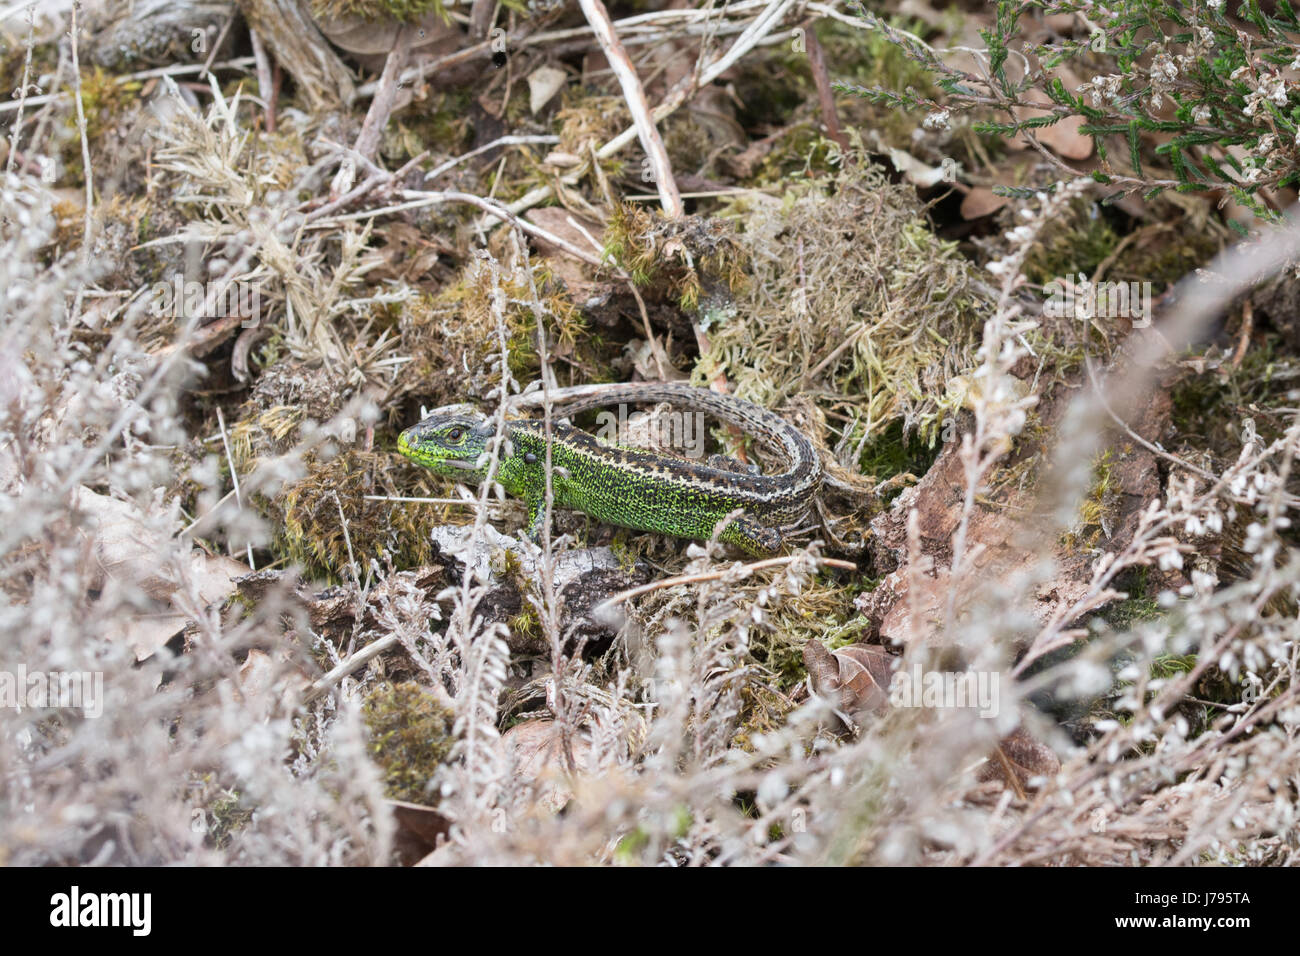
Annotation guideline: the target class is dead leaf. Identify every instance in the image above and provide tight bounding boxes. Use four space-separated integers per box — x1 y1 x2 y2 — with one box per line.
315 11 458 55
525 206 605 258
238 648 278 696
389 799 452 865
959 160 1035 220
977 727 1061 795
804 640 896 715
503 718 595 813
861 376 1172 645
527 65 567 115
523 207 615 311
76 487 248 660
1013 88 1093 161
886 146 952 189
150 313 248 361
960 186 1010 220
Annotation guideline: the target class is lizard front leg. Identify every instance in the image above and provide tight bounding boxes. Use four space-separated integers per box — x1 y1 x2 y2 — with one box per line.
524 495 549 543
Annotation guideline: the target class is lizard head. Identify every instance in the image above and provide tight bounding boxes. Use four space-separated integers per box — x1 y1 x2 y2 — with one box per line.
397 405 497 480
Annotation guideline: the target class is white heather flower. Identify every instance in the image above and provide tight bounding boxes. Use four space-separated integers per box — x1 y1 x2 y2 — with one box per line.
1192 105 1211 124
1262 74 1289 105
1158 548 1185 571
922 109 951 131
986 258 1011 276
1244 522 1266 552
1150 53 1179 83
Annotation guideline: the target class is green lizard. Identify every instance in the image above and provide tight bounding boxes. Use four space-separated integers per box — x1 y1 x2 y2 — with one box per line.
396 383 823 555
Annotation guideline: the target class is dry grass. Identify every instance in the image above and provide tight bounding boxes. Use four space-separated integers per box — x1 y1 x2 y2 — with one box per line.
0 0 1296 867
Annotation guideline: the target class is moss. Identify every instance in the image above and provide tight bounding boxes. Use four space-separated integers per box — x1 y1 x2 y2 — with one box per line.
507 605 540 642
1022 201 1122 287
753 572 873 690
731 682 797 752
405 255 593 405
272 448 440 582
613 825 651 863
555 94 629 160
1061 448 1121 550
603 203 659 287
386 90 473 161
203 788 254 849
1149 653 1198 680
1170 332 1296 458
702 156 986 452
189 774 255 850
725 17 938 161
822 16 938 144
602 204 745 312
361 681 455 804
0 32 59 108
856 419 943 485
61 67 141 177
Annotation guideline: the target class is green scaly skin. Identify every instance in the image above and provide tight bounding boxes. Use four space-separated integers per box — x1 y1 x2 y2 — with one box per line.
397 383 824 555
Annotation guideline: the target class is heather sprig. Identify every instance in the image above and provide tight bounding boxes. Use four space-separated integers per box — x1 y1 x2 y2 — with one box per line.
840 1 1300 226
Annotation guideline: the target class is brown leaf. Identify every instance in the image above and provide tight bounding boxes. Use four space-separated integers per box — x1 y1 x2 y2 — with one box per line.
388 799 452 865
803 639 840 694
977 727 1061 795
960 186 1010 220
1013 88 1093 161
803 641 895 714
314 11 458 55
523 207 615 311
77 487 248 659
503 718 596 813
525 207 605 259
835 644 896 713
862 376 1173 642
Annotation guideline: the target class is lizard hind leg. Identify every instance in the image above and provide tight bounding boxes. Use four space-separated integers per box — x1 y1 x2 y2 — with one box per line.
717 513 783 555
706 453 763 476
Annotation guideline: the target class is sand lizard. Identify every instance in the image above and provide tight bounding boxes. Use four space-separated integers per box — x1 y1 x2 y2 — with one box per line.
396 383 823 554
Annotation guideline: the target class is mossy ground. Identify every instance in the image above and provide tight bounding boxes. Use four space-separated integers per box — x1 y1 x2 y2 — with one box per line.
362 681 455 803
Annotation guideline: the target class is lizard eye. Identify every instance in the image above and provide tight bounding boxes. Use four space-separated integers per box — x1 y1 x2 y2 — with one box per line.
446 427 465 443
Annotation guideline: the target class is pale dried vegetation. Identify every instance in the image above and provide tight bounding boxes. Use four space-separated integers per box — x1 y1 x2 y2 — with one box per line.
0 0 1296 866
